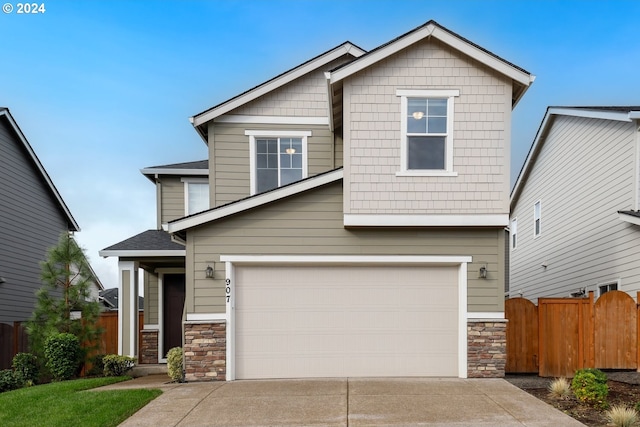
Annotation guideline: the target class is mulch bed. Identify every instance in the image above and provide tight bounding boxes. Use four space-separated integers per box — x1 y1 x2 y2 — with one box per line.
506 372 640 426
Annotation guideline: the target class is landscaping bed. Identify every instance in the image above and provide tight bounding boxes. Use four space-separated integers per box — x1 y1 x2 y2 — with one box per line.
506 372 640 427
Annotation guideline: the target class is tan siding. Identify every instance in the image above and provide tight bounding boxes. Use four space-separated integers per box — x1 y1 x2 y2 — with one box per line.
343 38 511 215
160 176 184 223
510 116 638 301
229 56 351 117
186 181 504 314
208 123 336 207
143 271 159 325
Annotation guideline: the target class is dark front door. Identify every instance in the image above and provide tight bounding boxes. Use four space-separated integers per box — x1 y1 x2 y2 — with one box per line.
163 274 185 358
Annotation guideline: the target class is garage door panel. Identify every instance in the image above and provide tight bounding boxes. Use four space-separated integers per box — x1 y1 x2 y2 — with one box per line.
235 265 459 379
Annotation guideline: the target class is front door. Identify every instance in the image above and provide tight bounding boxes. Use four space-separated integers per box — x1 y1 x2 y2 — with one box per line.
163 274 185 358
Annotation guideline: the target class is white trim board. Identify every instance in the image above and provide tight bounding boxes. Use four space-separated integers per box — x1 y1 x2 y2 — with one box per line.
99 250 186 258
169 169 343 233
215 115 329 125
221 255 471 380
343 214 509 227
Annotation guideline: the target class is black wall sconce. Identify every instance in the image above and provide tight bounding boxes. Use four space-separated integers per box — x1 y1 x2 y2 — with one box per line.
205 265 215 279
479 265 487 279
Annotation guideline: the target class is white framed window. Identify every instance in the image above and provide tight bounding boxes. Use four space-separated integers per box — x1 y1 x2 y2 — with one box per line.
396 89 459 176
511 218 517 249
598 280 619 296
182 178 209 215
246 130 310 195
533 200 541 237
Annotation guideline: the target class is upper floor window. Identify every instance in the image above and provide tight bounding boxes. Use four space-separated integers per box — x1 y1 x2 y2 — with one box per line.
534 200 541 237
246 130 310 195
511 218 517 249
182 178 209 215
396 89 459 176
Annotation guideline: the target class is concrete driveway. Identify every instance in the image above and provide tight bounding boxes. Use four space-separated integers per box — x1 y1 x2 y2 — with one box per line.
99 375 585 426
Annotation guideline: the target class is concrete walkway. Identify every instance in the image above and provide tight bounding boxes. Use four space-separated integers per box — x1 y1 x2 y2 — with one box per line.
98 375 585 427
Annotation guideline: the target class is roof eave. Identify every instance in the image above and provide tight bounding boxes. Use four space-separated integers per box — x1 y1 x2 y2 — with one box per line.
99 249 186 258
0 109 80 231
190 42 366 130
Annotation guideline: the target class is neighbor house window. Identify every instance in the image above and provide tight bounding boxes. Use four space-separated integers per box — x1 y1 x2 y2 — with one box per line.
396 89 459 176
182 178 209 215
599 282 618 296
511 218 517 249
246 130 310 195
534 201 541 237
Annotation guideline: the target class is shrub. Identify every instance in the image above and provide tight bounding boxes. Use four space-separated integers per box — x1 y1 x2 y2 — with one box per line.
102 355 135 376
0 369 20 393
12 353 39 386
571 368 608 408
44 333 80 381
86 354 106 377
606 405 638 427
166 347 184 382
547 377 571 399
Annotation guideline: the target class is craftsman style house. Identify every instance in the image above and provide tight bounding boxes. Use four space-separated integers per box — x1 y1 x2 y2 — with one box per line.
101 20 534 380
510 107 640 301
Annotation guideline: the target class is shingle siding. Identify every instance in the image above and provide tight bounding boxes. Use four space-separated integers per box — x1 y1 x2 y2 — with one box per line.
343 38 511 215
0 117 68 324
510 115 638 300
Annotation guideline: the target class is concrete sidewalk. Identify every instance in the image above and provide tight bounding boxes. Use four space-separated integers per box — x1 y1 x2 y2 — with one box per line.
97 375 585 426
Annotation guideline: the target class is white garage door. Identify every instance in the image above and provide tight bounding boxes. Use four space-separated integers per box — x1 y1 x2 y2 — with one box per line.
234 264 459 379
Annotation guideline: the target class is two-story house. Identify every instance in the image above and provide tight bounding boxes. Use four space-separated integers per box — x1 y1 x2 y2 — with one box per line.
101 20 534 380
510 106 640 301
0 108 100 368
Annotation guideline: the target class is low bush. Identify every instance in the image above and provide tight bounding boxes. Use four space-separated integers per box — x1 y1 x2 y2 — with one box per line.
44 333 81 381
606 405 638 427
166 347 184 382
571 368 608 408
12 352 39 386
0 369 20 393
102 355 135 376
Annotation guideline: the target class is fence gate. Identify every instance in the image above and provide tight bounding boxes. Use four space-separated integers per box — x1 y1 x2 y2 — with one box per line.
505 298 538 373
594 291 637 369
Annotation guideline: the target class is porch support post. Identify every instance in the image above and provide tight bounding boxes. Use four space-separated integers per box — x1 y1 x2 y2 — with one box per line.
118 261 139 358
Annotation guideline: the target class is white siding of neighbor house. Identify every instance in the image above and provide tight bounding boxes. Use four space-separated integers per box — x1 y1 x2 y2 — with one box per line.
343 38 512 215
510 115 640 301
184 181 506 316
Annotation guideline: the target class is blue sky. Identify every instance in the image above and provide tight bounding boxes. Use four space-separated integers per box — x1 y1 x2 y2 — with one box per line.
2 0 640 287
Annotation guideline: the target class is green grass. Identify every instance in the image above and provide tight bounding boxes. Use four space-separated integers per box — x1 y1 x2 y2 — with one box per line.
0 377 162 427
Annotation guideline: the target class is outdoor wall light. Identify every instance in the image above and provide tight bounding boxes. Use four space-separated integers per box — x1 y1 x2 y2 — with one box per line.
205 265 215 279
479 265 488 279
0 276 5 284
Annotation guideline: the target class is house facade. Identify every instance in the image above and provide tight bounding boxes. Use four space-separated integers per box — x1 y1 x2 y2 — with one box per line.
103 20 534 380
0 108 84 368
510 107 640 301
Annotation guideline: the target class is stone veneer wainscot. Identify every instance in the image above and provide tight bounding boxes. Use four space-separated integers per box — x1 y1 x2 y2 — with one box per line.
140 329 159 364
467 320 507 378
184 321 226 381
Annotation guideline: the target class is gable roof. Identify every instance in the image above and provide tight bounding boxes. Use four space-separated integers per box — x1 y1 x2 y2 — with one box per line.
140 159 208 182
327 20 534 108
0 108 79 231
167 168 343 236
190 42 366 140
511 106 640 209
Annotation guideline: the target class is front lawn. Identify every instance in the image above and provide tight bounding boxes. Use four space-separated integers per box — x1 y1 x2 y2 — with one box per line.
0 377 162 427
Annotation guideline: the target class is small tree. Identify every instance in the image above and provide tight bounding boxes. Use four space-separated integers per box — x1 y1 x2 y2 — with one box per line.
26 232 103 373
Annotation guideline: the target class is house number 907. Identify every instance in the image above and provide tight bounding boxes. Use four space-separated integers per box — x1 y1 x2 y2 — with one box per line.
225 278 231 303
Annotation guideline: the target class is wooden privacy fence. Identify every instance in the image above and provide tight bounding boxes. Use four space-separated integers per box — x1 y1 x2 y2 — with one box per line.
0 311 143 370
506 290 638 377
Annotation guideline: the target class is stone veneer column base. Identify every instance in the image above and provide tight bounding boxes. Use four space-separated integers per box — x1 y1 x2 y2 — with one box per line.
140 330 158 364
467 320 507 378
184 321 226 382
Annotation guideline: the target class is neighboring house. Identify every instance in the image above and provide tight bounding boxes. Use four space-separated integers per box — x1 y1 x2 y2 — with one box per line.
101 20 534 380
0 108 84 368
99 287 143 311
510 106 640 301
